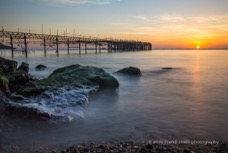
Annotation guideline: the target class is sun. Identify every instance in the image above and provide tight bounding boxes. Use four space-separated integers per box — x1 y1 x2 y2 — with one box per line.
196 45 200 49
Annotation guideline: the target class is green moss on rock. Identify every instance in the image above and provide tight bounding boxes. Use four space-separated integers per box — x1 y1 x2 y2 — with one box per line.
0 57 18 74
0 75 10 93
17 64 119 97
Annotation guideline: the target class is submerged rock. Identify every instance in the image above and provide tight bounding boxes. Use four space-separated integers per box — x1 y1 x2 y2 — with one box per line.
115 67 141 76
162 67 174 70
35 64 47 70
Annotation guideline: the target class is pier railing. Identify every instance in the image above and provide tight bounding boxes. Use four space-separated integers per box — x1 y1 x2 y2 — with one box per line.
0 30 152 57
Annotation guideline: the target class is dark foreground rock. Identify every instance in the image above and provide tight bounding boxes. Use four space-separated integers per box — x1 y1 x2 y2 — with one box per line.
0 57 18 74
0 90 7 103
0 75 10 93
115 66 141 76
35 64 47 70
0 58 31 94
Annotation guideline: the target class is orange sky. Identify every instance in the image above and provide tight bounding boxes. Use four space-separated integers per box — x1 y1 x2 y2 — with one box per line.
1 0 228 49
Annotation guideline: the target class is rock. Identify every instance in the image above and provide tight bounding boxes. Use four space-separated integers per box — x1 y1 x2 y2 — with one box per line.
0 90 7 103
0 75 10 93
35 64 47 70
6 71 30 92
5 103 52 120
49 64 119 89
115 67 141 76
162 67 174 70
0 57 18 74
17 64 118 97
6 64 119 120
17 62 29 73
9 94 25 101
145 144 153 150
218 143 228 152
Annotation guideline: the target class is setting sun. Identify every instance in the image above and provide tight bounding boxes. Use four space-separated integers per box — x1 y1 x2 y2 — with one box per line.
196 45 201 49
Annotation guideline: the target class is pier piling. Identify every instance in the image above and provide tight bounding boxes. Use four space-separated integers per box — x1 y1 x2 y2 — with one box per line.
23 34 28 57
10 34 14 57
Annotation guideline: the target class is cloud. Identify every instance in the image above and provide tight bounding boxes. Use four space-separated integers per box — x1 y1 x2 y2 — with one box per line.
134 15 151 22
42 0 122 5
158 15 184 22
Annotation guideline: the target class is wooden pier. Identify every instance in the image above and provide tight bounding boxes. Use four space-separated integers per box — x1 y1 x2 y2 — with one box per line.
0 30 152 57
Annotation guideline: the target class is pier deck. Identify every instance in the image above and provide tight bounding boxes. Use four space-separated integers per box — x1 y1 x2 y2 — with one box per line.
0 30 152 57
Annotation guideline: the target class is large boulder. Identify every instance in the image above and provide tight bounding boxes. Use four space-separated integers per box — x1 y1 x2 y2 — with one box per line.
17 64 119 97
0 57 18 74
49 64 119 89
115 67 141 76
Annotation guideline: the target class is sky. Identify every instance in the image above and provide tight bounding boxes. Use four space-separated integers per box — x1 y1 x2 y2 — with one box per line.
0 0 228 49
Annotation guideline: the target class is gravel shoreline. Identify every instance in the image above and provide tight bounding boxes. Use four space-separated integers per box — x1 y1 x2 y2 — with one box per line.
36 140 227 153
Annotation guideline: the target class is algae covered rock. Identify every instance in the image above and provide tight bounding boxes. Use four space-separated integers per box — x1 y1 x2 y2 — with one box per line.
0 75 10 93
17 64 119 97
49 64 119 89
6 71 30 92
0 57 18 74
115 66 141 76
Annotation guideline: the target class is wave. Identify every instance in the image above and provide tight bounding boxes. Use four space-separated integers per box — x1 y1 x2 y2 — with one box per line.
6 86 97 122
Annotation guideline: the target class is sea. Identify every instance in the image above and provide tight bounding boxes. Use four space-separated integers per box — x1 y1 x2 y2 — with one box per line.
0 49 228 152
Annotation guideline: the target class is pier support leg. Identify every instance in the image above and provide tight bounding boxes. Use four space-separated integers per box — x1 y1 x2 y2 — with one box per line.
99 44 101 53
85 43 87 54
79 39 81 54
44 38 46 56
67 39 69 55
56 37 59 55
24 34 28 57
10 35 14 57
95 43 98 54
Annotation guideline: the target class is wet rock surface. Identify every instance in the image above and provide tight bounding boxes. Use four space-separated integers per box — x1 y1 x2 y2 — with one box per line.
35 64 47 71
115 66 141 76
17 62 29 73
0 57 18 74
18 64 119 97
49 64 119 89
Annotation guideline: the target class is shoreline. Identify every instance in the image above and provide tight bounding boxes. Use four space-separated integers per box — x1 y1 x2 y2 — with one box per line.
35 139 226 153
1 138 227 153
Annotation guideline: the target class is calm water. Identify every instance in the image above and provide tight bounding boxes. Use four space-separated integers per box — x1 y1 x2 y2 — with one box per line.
0 50 228 151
